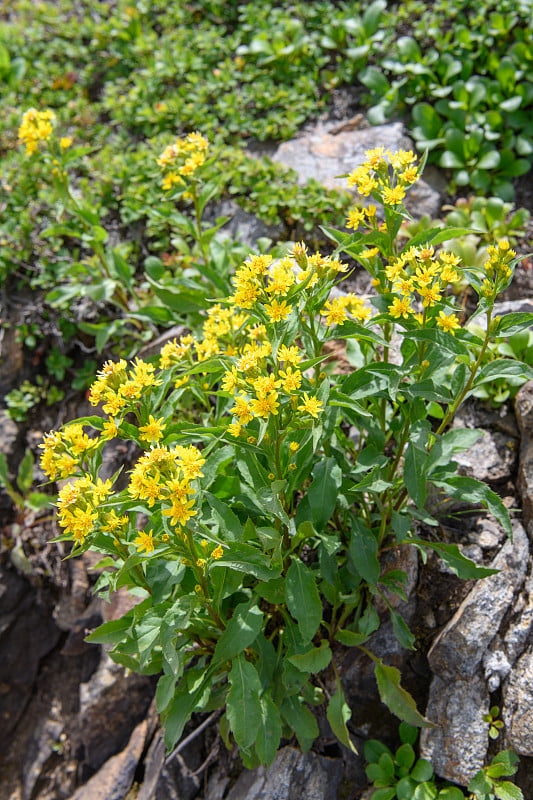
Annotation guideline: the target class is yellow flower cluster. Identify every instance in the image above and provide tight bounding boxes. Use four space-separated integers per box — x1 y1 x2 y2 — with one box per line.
346 147 418 204
18 108 56 154
481 240 516 296
88 358 161 417
385 246 462 333
40 423 99 481
57 475 113 544
321 294 372 326
157 131 209 190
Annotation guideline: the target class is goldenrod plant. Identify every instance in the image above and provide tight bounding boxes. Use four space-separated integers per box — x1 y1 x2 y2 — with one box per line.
42 149 533 767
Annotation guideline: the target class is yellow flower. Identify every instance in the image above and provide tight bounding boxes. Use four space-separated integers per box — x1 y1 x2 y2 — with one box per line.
250 391 279 418
227 421 242 437
289 441 299 452
18 108 56 154
264 299 292 322
298 393 323 419
322 297 348 326
138 415 165 444
359 247 380 259
278 345 301 365
212 545 224 559
101 418 119 440
346 208 366 230
389 297 412 319
279 367 302 393
419 282 442 308
231 395 254 424
436 310 461 334
382 185 406 205
163 497 197 526
135 529 155 555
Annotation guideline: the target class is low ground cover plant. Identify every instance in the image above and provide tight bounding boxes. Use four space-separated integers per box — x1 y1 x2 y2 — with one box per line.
41 148 533 770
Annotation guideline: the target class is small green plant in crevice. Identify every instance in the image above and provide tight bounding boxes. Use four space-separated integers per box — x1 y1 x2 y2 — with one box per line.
0 448 53 523
483 706 504 741
364 723 523 800
364 722 465 799
5 378 64 422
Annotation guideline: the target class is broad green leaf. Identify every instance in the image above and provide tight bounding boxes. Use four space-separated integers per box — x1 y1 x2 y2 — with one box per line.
286 558 322 642
27 492 53 511
205 492 243 541
396 743 416 770
255 692 282 766
288 641 332 673
214 601 263 664
474 359 533 388
280 694 319 751
156 673 176 713
211 542 280 581
411 539 498 579
404 443 427 509
374 661 435 727
327 678 357 753
164 668 212 750
349 520 380 584
396 777 418 799
494 783 524 800
436 788 466 800
411 758 434 782
227 655 262 749
85 616 133 645
307 457 342 531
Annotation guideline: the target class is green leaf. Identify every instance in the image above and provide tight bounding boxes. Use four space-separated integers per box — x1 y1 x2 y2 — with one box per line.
432 475 512 540
411 540 498 579
156 673 176 713
214 601 263 664
0 452 10 489
411 758 434 782
437 788 466 800
327 677 357 753
27 492 53 511
85 616 132 645
494 783 524 800
211 542 280 581
285 558 322 643
476 150 501 169
404 443 427 509
227 655 262 749
205 492 243 541
396 743 416 770
164 668 212 750
496 313 533 337
374 661 435 728
349 520 380 584
474 359 533 388
288 641 332 673
307 457 342 531
280 694 319 751
255 692 282 766
468 771 494 794
17 449 34 495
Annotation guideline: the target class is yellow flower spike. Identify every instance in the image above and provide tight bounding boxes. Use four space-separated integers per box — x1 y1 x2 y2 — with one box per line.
134 529 155 555
18 108 56 154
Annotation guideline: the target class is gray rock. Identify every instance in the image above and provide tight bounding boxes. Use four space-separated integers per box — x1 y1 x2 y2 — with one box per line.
483 647 512 691
502 648 533 755
212 199 283 249
68 719 148 800
427 521 529 680
271 121 442 219
226 746 343 800
503 567 533 664
454 429 518 484
515 382 533 527
0 410 19 457
420 674 489 784
74 651 153 773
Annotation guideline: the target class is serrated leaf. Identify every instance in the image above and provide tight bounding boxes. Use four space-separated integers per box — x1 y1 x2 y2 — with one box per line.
374 661 435 727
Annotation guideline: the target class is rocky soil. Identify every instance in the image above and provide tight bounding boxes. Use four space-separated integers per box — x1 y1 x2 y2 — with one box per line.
2 117 533 800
